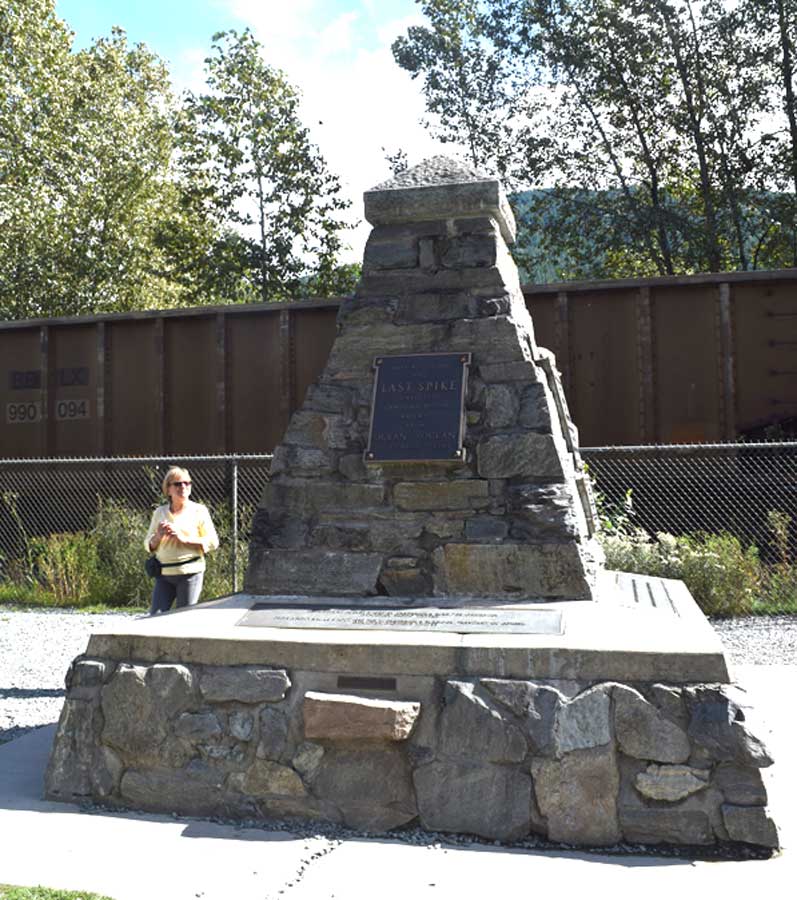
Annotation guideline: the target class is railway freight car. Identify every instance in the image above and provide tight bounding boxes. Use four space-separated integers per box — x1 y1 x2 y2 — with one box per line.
1 269 795 457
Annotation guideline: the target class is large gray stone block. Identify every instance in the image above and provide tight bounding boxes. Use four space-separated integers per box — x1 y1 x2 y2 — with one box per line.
532 745 620 845
721 804 779 848
313 746 417 832
44 698 101 799
484 383 520 428
614 685 690 763
120 761 226 816
363 234 419 270
481 680 564 756
477 433 565 480
438 681 527 763
262 479 385 516
246 548 383 596
395 292 479 323
554 685 611 756
619 808 713 845
101 663 194 761
228 760 306 798
282 411 351 450
364 157 516 244
439 233 497 269
686 687 773 767
393 480 489 511
713 763 767 805
257 707 290 761
414 761 531 841
199 667 290 704
433 543 591 599
634 764 709 801
174 712 223 741
507 483 579 542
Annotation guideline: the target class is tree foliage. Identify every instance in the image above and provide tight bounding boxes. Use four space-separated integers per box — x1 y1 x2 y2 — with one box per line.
179 29 353 303
394 0 797 278
0 4 198 318
0 5 354 320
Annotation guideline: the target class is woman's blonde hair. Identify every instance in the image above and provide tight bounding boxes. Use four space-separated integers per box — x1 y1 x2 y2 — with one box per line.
162 466 191 497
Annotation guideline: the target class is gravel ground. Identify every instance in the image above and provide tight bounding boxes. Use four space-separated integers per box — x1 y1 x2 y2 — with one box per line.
1 608 796 745
0 608 140 745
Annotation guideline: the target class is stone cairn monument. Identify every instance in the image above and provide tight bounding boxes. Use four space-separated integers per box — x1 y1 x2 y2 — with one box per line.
45 159 779 852
246 156 601 602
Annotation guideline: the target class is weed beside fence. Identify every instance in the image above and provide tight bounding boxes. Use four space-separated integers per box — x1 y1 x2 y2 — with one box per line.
589 442 797 616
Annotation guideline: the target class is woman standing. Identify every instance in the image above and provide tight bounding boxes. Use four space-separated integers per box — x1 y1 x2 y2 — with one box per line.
144 466 219 614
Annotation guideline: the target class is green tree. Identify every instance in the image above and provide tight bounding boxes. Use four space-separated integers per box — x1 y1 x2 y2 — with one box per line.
179 29 352 303
393 0 787 279
392 0 523 177
0 3 213 318
0 0 74 318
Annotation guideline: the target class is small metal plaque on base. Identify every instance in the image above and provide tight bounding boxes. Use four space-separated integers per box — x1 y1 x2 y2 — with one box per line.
238 604 563 635
365 352 470 462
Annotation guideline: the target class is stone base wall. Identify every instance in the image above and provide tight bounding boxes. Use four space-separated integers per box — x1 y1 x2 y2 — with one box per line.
46 654 779 851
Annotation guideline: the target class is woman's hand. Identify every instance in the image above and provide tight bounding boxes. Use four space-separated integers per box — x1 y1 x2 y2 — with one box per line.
152 520 177 547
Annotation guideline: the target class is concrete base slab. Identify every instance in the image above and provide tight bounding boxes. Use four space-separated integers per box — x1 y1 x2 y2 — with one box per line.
85 571 729 683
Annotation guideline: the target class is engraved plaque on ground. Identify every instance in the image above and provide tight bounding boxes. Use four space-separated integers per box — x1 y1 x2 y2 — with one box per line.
365 352 470 462
238 605 563 635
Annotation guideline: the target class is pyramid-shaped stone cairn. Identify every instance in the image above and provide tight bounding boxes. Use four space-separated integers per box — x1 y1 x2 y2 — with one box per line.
247 157 603 600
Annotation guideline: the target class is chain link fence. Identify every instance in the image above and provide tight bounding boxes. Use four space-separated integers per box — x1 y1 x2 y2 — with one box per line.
0 443 795 598
581 442 797 560
0 455 271 594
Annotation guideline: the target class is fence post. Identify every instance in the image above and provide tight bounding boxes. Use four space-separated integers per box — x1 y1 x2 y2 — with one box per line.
232 457 239 593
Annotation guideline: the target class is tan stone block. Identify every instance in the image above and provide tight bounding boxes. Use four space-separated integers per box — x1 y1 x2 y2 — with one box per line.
433 543 591 599
303 691 420 741
635 764 710 801
229 760 306 798
532 745 620 845
393 480 489 511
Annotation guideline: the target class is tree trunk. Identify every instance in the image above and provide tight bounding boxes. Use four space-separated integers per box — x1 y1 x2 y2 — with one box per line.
777 0 797 265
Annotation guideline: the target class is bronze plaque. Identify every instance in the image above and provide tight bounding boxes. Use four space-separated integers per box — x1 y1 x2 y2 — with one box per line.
365 352 470 462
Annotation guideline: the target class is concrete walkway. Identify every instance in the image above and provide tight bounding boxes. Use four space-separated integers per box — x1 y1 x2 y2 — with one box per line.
0 664 794 900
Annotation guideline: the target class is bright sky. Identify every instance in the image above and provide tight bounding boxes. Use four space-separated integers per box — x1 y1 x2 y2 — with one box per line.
55 0 450 261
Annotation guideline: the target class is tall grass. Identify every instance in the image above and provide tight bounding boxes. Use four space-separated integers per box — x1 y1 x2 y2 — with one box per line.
0 887 116 900
598 507 797 616
0 496 248 610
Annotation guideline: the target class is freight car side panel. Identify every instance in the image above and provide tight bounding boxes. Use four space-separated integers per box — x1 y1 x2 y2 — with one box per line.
293 306 338 412
733 280 797 433
227 312 284 453
106 320 160 455
51 325 98 456
0 328 43 457
567 289 640 446
164 316 219 455
652 285 721 443
525 294 556 359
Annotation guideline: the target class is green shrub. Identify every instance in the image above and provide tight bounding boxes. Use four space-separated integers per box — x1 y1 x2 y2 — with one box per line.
29 531 102 607
90 498 153 607
675 532 761 616
599 528 762 616
764 510 797 612
0 886 116 900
